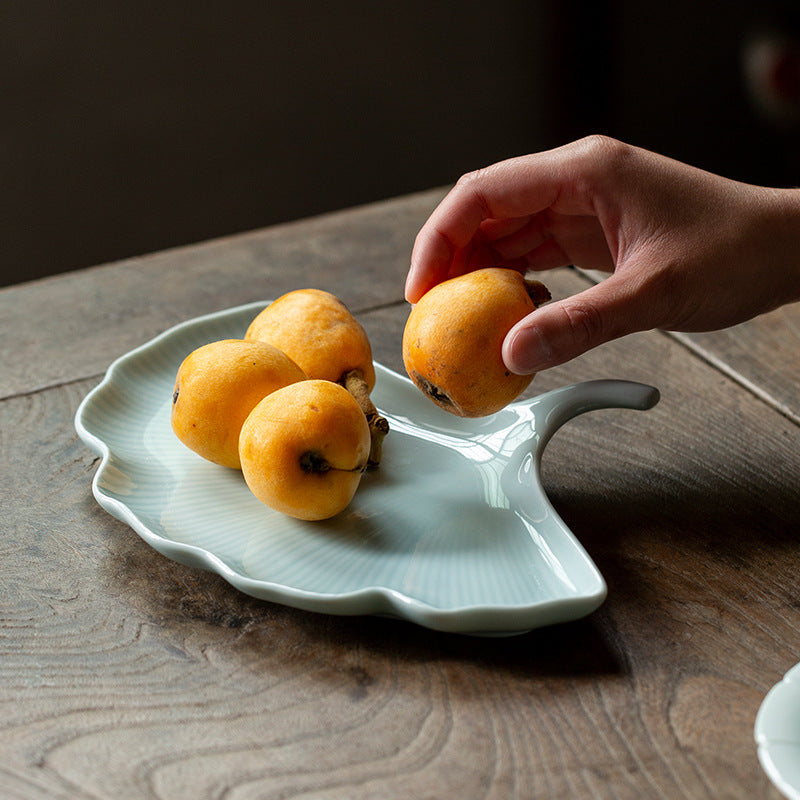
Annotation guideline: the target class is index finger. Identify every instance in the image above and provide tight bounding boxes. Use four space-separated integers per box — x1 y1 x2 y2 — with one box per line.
405 145 587 303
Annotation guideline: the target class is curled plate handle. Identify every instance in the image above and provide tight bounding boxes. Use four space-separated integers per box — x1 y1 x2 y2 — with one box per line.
533 380 660 451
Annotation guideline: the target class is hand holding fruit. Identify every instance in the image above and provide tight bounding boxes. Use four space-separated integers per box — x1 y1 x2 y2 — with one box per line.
406 135 800 374
403 268 550 417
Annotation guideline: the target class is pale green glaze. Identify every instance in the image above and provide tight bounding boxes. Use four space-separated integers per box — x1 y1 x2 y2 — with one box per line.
75 301 659 635
756 662 800 799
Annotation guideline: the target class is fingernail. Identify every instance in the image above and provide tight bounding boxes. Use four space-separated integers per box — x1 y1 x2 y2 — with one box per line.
504 325 552 374
404 273 419 304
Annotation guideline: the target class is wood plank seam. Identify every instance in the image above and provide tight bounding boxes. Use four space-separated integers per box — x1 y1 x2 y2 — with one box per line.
351 299 407 315
664 332 800 429
0 374 105 404
0 302 410 403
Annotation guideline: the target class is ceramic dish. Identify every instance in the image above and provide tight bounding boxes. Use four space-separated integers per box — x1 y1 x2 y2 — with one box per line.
756 662 800 799
75 301 659 635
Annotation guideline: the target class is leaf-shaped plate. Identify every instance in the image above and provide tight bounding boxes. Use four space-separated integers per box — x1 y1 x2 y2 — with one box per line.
75 301 659 635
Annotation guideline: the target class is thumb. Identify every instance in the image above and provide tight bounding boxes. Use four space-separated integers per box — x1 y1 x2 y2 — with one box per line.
502 275 651 373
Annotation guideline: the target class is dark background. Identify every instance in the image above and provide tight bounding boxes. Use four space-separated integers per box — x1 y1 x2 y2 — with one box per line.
3 1 800 286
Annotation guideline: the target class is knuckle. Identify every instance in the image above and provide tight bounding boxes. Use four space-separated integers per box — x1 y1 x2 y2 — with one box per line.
577 134 627 161
573 135 633 184
558 300 605 347
559 135 636 207
455 168 481 187
454 168 493 218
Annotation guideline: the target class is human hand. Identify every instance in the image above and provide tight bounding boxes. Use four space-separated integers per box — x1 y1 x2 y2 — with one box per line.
405 136 800 373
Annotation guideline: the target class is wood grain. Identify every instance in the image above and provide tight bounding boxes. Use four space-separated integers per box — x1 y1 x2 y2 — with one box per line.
0 189 446 399
2 282 797 798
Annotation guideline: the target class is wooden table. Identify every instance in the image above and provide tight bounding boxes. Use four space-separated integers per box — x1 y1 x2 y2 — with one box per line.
2 189 799 799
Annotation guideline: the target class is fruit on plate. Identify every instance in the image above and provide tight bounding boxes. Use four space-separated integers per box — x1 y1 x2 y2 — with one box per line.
171 339 306 469
239 380 371 521
246 289 388 465
402 268 550 417
245 288 376 388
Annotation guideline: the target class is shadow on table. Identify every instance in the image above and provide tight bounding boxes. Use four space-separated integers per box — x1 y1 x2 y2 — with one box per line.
550 455 800 570
95 436 800 687
544 453 800 663
96 493 625 680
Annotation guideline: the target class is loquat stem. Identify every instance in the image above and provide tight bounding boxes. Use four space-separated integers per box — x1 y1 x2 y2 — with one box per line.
342 369 389 467
524 279 552 307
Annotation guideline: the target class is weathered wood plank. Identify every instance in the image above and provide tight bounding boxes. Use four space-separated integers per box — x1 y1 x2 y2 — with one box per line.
0 190 447 399
1 295 796 799
673 303 800 425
